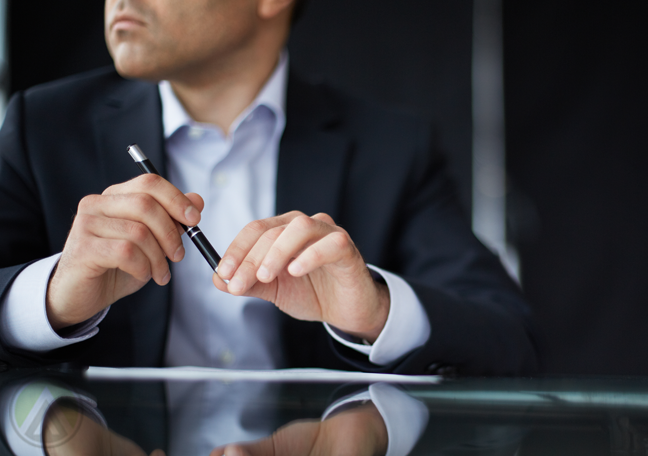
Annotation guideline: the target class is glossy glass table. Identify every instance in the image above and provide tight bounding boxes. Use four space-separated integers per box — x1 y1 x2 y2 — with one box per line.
2 368 648 455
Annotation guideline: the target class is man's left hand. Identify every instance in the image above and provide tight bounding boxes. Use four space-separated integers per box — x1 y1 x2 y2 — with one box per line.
213 211 390 343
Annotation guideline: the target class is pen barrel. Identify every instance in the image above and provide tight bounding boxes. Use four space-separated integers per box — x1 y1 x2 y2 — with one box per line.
186 227 221 271
136 159 160 175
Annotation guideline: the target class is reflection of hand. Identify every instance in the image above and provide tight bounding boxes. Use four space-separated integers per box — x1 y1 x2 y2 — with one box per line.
213 211 390 342
209 402 388 456
43 402 165 456
46 174 204 331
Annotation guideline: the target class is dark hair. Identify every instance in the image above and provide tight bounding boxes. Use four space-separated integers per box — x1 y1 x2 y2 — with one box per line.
291 0 309 25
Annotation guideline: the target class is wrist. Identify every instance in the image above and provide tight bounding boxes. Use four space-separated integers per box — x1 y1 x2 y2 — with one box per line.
45 266 77 332
350 280 390 344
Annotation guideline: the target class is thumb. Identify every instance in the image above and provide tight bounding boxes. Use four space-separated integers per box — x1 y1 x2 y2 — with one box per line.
185 192 205 212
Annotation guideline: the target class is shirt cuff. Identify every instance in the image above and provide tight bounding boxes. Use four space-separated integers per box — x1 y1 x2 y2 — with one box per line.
324 264 431 365
369 383 429 456
0 253 109 352
321 384 429 456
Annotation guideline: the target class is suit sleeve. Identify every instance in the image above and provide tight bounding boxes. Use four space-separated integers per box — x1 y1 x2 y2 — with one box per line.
0 94 95 368
330 121 539 376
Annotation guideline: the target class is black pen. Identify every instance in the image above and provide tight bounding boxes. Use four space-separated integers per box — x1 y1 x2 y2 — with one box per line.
127 144 222 272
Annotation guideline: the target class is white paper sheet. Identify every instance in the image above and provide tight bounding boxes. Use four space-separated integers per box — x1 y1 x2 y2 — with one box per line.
85 366 442 384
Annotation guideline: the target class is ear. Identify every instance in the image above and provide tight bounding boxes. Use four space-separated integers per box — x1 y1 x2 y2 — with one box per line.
258 0 295 20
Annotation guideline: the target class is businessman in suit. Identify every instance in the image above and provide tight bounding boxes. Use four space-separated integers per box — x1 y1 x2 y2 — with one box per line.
0 0 536 374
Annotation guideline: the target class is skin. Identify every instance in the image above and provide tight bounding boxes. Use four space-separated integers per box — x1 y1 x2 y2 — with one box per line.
44 402 165 456
44 400 386 456
209 403 389 456
47 0 390 343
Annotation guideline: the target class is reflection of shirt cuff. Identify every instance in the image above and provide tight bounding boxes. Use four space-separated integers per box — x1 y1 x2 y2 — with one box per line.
321 384 429 456
0 253 109 352
324 264 431 365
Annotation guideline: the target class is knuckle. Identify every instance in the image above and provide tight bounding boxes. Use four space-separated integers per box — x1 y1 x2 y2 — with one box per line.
246 219 269 235
164 224 181 244
292 214 314 230
285 210 305 222
309 245 326 263
227 243 248 262
313 212 335 225
77 194 99 212
240 257 258 273
133 193 156 215
128 222 150 243
329 231 352 250
138 173 162 188
261 226 283 242
169 190 187 208
115 240 136 260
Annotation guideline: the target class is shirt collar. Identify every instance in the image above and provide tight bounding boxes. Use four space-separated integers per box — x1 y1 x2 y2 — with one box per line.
159 50 288 139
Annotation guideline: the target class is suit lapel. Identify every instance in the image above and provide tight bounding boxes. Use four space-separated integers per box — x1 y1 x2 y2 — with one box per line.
276 74 350 221
91 77 170 367
93 79 166 188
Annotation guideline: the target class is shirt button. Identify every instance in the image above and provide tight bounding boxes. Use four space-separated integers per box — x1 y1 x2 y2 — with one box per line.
188 127 205 140
220 349 235 366
213 172 229 188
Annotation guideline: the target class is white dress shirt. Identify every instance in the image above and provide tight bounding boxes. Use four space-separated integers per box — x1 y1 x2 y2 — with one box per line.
0 52 430 367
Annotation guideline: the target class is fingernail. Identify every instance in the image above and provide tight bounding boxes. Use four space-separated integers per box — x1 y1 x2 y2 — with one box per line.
228 277 244 294
288 261 303 275
174 245 185 262
218 258 234 278
162 270 171 285
257 265 270 281
185 206 200 224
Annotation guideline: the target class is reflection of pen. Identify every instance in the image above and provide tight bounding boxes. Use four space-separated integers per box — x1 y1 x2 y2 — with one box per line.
127 144 221 272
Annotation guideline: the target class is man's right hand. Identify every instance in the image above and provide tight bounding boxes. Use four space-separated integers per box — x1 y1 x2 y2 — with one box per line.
46 174 204 331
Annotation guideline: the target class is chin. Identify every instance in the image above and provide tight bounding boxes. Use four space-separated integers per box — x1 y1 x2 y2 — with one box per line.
113 59 162 82
110 44 164 82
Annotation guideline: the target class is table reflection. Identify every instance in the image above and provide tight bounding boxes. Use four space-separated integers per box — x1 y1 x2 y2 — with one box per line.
7 372 648 455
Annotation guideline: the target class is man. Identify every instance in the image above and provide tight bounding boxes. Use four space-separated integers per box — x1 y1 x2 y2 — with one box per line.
0 0 536 374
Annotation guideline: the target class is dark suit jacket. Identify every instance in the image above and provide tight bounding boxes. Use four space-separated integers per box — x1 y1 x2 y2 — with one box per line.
0 67 537 375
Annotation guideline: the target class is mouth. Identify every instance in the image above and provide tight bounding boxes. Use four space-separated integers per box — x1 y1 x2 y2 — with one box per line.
110 14 146 32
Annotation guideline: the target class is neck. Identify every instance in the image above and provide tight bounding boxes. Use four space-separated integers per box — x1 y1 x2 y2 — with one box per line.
168 29 286 134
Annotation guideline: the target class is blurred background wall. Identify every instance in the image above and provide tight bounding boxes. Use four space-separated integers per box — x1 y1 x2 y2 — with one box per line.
2 0 646 374
505 2 647 374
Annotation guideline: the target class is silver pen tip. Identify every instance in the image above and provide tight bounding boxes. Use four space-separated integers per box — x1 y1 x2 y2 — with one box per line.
127 144 147 162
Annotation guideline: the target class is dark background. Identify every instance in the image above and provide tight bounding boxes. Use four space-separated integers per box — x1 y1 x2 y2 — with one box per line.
5 0 648 375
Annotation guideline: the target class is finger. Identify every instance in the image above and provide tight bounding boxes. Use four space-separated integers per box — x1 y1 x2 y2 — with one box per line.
103 174 201 226
185 192 205 212
217 211 305 280
78 193 185 263
258 215 335 282
212 442 270 456
77 214 171 285
84 235 155 284
311 212 336 226
288 230 359 277
212 271 229 293
176 193 203 237
227 226 285 295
